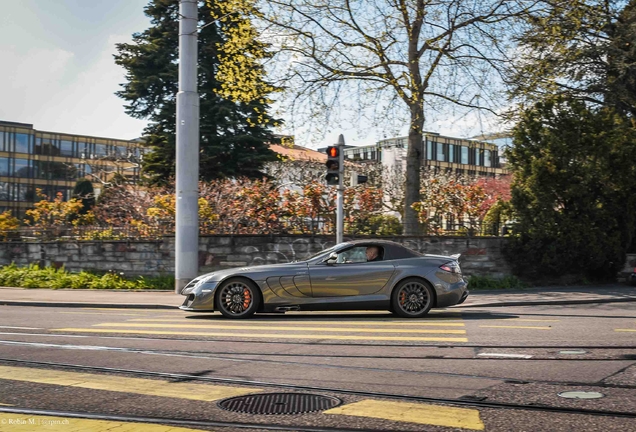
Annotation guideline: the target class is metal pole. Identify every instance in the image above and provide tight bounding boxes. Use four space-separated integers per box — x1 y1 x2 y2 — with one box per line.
175 0 200 294
336 134 345 244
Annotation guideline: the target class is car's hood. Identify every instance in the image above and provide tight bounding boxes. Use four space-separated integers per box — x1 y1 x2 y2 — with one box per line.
197 261 307 282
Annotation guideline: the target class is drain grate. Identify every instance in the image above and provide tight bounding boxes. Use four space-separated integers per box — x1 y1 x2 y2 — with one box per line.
218 392 342 415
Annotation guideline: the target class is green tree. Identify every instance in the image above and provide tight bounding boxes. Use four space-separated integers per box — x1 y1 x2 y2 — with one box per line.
506 97 636 281
261 0 531 234
510 0 636 116
72 179 95 215
114 0 280 185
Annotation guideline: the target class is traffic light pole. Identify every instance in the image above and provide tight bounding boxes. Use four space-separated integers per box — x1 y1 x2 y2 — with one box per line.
336 134 345 244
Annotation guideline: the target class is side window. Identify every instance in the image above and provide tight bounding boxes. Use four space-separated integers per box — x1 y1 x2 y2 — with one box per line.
336 246 368 264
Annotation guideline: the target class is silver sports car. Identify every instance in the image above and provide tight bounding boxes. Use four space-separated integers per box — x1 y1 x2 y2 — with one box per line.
180 240 469 319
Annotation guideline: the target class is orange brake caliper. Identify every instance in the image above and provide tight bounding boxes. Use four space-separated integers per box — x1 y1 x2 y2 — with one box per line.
400 291 406 305
243 288 251 309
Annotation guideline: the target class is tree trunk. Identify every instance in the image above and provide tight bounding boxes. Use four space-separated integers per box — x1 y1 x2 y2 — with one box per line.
404 104 424 235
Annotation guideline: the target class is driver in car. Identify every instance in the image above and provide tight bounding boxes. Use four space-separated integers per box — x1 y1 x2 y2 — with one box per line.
366 246 381 262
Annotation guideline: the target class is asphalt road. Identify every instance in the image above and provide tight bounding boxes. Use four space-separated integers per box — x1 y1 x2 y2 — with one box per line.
0 302 635 431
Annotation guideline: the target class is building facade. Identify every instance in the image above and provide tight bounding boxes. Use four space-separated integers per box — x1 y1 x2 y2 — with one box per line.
0 120 147 217
343 132 507 177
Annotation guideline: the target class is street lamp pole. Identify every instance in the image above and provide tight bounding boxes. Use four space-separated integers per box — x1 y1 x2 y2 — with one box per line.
175 0 199 294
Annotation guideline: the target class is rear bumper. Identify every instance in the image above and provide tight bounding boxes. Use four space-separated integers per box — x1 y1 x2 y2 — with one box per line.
456 290 469 305
435 279 468 308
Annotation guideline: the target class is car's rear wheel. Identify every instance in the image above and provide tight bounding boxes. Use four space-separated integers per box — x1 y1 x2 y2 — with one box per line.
216 278 261 319
391 278 434 318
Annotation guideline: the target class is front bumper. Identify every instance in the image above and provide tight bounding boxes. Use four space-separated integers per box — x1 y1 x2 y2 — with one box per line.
179 282 218 311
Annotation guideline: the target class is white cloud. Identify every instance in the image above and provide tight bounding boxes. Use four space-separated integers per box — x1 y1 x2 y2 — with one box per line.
0 35 147 140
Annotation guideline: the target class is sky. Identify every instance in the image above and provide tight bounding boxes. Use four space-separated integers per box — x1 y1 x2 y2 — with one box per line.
0 0 503 148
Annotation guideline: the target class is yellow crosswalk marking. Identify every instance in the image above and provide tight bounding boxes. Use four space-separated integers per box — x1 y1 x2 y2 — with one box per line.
128 319 465 326
0 365 259 402
325 399 484 430
95 323 466 334
615 329 636 332
53 328 468 342
0 403 13 406
479 325 551 330
0 414 203 431
503 319 560 322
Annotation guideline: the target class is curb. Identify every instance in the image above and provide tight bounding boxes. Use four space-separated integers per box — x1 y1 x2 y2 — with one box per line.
455 297 636 308
0 301 178 310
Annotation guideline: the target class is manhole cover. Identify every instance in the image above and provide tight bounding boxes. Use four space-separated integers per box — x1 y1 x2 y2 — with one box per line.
558 391 605 399
218 393 342 415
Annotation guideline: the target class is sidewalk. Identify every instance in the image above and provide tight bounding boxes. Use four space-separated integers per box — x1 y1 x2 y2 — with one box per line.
0 287 179 309
456 284 636 308
1 284 636 310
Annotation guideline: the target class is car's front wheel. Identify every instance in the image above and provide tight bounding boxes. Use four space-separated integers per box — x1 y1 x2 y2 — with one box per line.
391 278 434 318
216 278 261 319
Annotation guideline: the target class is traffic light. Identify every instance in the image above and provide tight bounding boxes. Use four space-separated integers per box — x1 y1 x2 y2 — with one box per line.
350 171 368 186
325 145 342 186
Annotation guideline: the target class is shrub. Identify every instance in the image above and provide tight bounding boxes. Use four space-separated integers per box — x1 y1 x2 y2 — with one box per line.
467 275 527 290
0 263 173 290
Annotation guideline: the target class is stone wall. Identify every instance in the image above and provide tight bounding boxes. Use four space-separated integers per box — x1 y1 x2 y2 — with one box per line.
0 235 511 278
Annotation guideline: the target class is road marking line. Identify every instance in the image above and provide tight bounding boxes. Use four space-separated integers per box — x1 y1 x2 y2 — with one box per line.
53 328 469 342
478 353 533 359
129 319 465 326
325 399 484 430
95 323 466 334
0 413 203 431
60 312 146 316
0 365 259 401
0 326 42 330
502 319 560 322
615 329 636 332
83 308 180 313
0 403 13 406
479 325 551 330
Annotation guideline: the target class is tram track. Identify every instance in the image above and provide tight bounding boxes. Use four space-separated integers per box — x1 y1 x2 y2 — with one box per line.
1 357 636 419
0 406 379 432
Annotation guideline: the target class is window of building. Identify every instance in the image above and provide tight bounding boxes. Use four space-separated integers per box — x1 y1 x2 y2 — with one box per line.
60 140 74 157
115 146 128 158
426 141 433 160
15 133 31 154
484 149 491 167
2 133 14 152
14 158 32 178
95 144 108 156
449 144 455 163
0 182 9 200
436 142 444 161
0 132 4 151
0 158 9 176
461 146 468 164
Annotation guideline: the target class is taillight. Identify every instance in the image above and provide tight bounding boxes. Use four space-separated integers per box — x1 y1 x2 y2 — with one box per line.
440 261 461 274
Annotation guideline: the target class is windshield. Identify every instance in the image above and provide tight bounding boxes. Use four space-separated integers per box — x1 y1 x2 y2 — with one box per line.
304 244 343 261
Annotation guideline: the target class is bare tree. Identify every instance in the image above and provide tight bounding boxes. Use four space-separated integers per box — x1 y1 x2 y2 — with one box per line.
260 0 534 234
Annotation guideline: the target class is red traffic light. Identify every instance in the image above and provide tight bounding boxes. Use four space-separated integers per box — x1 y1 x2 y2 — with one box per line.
326 146 339 158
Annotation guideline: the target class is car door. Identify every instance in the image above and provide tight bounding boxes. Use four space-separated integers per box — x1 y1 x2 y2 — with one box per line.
308 245 396 297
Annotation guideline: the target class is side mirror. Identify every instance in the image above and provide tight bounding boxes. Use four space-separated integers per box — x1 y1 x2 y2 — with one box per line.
325 252 338 265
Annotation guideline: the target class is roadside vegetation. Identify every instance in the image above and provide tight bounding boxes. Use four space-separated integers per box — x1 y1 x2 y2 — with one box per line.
0 263 173 290
466 275 528 291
